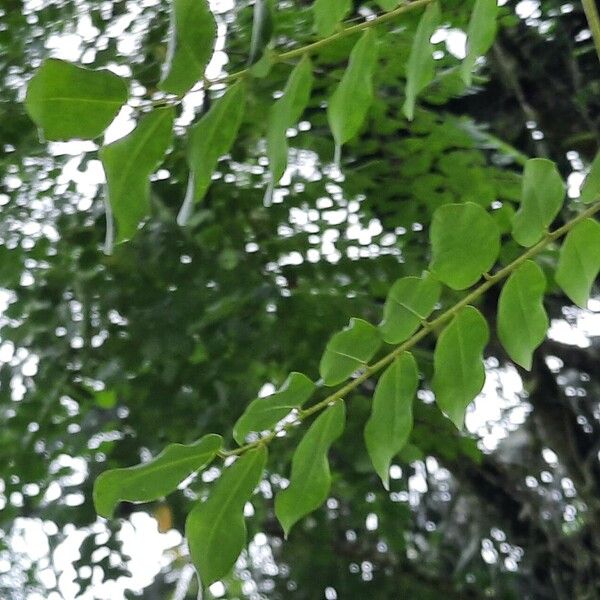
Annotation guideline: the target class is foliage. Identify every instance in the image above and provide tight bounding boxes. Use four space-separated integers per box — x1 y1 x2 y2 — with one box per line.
2 0 600 597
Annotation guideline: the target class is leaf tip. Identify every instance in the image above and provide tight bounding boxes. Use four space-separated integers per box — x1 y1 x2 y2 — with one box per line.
92 473 116 519
380 474 390 492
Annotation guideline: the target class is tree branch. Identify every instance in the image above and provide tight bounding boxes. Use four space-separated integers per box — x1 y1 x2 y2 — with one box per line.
219 199 600 459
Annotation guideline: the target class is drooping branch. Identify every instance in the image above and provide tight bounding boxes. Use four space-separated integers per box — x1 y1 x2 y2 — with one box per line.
219 199 600 459
144 0 435 108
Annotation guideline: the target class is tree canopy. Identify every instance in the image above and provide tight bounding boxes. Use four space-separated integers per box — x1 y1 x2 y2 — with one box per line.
2 0 600 598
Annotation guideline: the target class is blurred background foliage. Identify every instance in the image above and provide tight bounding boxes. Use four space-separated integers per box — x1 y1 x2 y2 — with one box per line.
0 0 599 598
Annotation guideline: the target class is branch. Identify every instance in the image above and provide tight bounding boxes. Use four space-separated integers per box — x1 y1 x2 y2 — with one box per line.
143 0 435 108
219 199 600 458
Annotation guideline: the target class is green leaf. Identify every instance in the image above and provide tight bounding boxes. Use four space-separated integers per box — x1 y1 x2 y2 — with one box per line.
159 0 216 96
267 57 313 185
432 306 488 429
186 446 267 586
25 58 128 141
461 0 498 86
319 318 382 386
248 0 274 66
248 50 276 78
275 401 345 536
430 202 500 290
100 107 174 242
556 218 600 308
93 434 222 518
402 1 441 120
512 158 565 247
364 352 418 490
398 443 424 463
233 372 315 445
497 260 548 370
580 151 600 204
313 0 351 36
178 82 246 225
327 29 378 157
379 274 441 344
375 0 401 9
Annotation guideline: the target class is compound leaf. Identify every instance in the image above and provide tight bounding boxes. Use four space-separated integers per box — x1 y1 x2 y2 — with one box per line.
93 434 222 518
186 446 267 586
159 0 216 96
512 158 565 247
101 107 174 242
379 274 441 344
555 218 600 308
233 372 315 445
25 58 128 141
403 1 440 120
275 401 345 536
497 260 548 370
430 202 500 290
319 318 382 386
432 306 488 429
364 352 418 490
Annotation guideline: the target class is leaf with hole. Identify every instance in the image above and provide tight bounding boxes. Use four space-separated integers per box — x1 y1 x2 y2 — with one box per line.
93 434 221 518
319 318 382 386
432 306 488 428
512 158 565 247
402 1 440 120
379 273 441 344
430 202 500 290
497 260 548 370
555 218 600 308
186 446 267 586
267 57 313 185
100 107 174 242
580 151 600 204
327 29 378 158
275 401 345 536
364 352 418 490
233 372 315 445
313 0 351 36
159 0 216 96
25 59 128 141
461 0 498 86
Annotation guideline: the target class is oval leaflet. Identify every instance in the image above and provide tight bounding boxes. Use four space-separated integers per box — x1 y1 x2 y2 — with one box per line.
93 434 222 519
432 306 489 429
497 260 548 370
364 352 418 490
275 401 346 536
